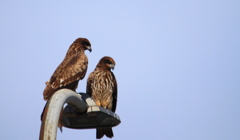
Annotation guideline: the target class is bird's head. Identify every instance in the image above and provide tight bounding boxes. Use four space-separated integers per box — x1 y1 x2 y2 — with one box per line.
81 38 92 52
66 38 92 56
98 56 116 71
79 38 92 52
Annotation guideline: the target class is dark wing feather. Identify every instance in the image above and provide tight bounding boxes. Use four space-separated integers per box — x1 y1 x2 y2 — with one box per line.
50 53 88 88
111 72 117 112
86 73 93 97
43 53 88 100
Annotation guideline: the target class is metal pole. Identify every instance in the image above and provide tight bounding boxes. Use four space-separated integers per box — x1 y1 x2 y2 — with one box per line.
39 89 88 140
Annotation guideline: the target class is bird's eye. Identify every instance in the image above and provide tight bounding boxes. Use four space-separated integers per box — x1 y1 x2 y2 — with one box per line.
82 41 90 46
106 60 112 64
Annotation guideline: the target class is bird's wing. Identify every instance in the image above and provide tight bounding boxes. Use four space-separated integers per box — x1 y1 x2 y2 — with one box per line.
111 72 117 112
48 53 88 89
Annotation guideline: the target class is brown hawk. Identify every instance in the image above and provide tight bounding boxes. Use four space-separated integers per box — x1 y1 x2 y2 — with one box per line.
86 56 118 139
41 38 92 131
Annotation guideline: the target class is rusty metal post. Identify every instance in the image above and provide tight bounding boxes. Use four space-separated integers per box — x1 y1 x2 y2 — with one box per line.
39 89 88 140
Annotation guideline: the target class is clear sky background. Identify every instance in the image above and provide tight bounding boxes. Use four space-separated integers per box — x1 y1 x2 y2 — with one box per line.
0 1 240 140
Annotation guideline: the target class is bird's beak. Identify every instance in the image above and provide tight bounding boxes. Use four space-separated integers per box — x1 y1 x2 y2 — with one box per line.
110 64 115 70
87 46 92 52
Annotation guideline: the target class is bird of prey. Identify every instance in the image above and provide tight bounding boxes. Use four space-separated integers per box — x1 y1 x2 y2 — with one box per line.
41 37 92 130
86 56 118 139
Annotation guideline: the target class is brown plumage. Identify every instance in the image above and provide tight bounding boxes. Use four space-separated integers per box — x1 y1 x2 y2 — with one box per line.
41 38 92 131
86 56 118 139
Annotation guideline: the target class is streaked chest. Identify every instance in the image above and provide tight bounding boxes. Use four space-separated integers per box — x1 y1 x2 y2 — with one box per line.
90 70 114 97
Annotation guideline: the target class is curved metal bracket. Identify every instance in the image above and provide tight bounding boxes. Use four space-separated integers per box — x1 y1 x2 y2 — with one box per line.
39 89 121 140
39 89 88 140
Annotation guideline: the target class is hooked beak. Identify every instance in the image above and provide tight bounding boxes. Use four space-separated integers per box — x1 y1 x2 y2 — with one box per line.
87 46 92 52
110 64 115 70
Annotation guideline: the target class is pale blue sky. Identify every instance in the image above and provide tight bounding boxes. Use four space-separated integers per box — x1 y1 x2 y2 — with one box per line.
0 1 240 140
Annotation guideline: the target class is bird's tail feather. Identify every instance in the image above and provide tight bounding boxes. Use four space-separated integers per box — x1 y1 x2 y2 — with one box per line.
96 127 113 139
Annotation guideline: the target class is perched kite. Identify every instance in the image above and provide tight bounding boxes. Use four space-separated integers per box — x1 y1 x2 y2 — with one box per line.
86 56 118 139
41 38 92 130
